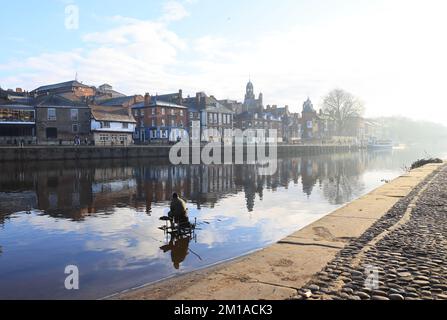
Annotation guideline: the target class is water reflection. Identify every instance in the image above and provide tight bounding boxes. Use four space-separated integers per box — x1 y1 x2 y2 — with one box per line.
161 233 195 270
1 153 374 223
1 146 446 299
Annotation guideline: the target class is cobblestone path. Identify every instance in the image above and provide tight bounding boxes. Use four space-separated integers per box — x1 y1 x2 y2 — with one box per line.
296 164 447 300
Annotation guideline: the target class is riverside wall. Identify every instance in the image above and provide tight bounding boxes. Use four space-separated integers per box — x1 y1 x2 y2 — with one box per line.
0 144 358 162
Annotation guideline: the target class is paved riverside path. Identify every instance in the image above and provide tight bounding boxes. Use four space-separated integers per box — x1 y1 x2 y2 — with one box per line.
297 163 447 300
115 163 444 300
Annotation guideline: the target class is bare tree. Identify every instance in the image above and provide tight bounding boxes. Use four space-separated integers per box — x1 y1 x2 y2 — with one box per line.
322 89 365 135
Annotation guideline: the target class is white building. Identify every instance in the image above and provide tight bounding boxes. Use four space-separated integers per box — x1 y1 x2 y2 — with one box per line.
90 105 136 146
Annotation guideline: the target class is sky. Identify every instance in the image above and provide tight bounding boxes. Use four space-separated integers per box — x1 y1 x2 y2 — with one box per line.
0 0 446 124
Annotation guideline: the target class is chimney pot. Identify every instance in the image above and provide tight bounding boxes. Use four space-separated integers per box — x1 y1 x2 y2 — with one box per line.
144 93 151 106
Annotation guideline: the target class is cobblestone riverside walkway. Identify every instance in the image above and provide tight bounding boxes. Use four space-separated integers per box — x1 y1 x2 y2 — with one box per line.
296 164 447 300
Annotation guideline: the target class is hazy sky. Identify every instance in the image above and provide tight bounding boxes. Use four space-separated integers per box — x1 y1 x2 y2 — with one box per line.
0 0 446 123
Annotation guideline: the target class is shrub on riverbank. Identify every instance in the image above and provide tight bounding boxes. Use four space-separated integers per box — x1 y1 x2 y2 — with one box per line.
411 158 443 170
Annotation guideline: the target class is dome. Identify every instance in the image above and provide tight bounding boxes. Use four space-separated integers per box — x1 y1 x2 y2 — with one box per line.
246 81 254 90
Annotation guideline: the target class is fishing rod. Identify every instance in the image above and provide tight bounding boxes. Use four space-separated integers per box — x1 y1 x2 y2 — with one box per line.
188 248 203 261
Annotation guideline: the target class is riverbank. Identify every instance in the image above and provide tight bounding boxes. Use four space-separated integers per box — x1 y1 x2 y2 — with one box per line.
0 144 358 162
296 162 447 300
112 162 444 300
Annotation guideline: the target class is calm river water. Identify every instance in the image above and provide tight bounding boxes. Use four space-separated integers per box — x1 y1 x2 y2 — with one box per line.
1 145 446 299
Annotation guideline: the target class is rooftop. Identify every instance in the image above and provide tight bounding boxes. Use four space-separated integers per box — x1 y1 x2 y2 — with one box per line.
91 105 136 123
99 95 142 107
35 93 89 108
32 80 92 93
132 98 187 109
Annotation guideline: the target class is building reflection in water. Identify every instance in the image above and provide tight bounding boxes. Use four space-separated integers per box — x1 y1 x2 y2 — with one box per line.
1 151 411 225
2 146 447 299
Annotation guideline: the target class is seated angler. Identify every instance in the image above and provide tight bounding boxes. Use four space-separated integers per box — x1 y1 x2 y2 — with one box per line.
169 193 190 228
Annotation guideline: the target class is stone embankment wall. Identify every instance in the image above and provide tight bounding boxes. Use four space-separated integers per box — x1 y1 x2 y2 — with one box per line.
0 144 357 162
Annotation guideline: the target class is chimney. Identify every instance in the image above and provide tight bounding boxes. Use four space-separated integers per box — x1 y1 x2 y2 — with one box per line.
196 92 202 109
285 105 289 113
178 89 183 105
144 93 151 106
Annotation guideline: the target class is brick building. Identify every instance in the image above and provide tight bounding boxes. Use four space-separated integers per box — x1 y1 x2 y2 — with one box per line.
132 93 188 144
184 92 234 144
301 98 319 140
35 93 91 145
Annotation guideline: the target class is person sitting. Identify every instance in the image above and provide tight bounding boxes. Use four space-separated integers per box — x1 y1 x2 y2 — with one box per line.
169 193 190 228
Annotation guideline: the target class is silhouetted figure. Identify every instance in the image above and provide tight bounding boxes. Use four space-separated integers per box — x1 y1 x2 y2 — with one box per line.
160 235 191 270
169 193 189 227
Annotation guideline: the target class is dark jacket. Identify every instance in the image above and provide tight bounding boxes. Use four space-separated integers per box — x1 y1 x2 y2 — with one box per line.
170 197 188 218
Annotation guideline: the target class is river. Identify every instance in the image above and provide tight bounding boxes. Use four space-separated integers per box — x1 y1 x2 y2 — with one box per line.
1 145 446 299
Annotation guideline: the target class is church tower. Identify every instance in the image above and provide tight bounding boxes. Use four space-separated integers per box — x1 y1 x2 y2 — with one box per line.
244 80 255 104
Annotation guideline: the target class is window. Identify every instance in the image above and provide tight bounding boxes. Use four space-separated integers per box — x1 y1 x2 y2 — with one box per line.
161 119 166 127
102 121 111 128
171 119 175 127
46 127 57 139
99 134 109 141
307 121 313 129
134 110 138 116
214 113 218 124
123 123 128 129
180 110 184 116
152 108 156 115
141 110 145 116
70 109 78 121
190 112 193 119
48 108 56 121
0 108 35 122
72 124 79 133
152 119 156 127
161 108 165 115
171 109 175 116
